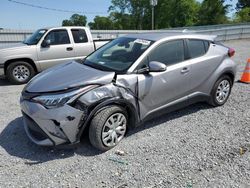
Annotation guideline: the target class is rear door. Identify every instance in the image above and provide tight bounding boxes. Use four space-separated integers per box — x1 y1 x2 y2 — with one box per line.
71 29 95 59
137 39 192 119
186 39 223 92
37 29 75 70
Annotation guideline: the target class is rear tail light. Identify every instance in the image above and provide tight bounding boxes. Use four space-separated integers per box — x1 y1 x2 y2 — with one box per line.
228 48 235 57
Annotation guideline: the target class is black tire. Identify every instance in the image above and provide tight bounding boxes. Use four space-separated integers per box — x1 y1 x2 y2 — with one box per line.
209 75 232 107
6 61 35 84
89 106 128 151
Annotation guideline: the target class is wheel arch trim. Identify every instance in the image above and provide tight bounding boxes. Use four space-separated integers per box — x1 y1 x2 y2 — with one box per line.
4 58 38 75
76 98 140 141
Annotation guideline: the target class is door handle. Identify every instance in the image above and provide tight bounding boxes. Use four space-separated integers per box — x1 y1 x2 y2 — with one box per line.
66 47 73 51
181 67 190 74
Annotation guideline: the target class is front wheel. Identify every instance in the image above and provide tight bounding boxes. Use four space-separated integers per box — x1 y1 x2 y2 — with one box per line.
89 106 128 151
209 75 232 107
6 61 35 84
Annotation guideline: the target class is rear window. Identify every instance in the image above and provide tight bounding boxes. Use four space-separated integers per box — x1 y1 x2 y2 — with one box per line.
188 39 210 58
71 29 88 43
204 41 210 51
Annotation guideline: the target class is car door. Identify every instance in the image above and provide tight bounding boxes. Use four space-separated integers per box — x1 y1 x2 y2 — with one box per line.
186 39 224 92
37 29 75 70
71 29 95 59
137 39 192 119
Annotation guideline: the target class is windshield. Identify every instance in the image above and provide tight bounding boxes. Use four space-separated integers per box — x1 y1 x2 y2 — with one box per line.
23 29 47 45
84 37 153 73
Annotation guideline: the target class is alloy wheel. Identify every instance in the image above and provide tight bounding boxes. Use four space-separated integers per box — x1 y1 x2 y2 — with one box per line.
12 65 30 82
216 80 230 103
101 113 127 147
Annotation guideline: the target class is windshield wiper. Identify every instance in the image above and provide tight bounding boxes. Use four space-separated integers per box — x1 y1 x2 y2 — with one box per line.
84 62 99 70
23 41 29 45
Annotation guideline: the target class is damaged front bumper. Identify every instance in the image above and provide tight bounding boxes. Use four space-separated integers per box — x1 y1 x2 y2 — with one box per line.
20 81 139 147
20 99 85 146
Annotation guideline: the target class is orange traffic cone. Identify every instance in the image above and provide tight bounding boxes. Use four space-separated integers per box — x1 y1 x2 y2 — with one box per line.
240 59 250 84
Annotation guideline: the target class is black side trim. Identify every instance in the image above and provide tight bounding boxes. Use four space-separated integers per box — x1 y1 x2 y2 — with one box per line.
142 94 209 123
0 64 4 68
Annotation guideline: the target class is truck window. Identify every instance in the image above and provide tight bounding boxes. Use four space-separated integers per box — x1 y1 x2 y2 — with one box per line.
24 29 47 45
44 29 70 45
71 29 88 43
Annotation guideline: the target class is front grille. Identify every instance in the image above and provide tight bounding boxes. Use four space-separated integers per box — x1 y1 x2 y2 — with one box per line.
22 112 48 141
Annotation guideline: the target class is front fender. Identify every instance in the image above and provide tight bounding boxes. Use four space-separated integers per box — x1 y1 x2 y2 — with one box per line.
75 84 140 141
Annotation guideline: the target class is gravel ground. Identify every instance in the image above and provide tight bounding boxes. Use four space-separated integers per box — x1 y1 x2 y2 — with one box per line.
0 40 249 188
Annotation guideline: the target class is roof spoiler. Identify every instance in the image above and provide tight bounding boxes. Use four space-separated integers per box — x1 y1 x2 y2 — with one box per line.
210 35 217 41
181 29 217 41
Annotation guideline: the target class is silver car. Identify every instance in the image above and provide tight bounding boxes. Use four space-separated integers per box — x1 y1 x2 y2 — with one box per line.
20 32 236 151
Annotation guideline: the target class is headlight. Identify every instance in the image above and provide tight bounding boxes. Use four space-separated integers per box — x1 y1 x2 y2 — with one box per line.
32 85 97 109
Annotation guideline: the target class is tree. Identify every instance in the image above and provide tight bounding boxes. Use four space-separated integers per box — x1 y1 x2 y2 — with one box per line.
235 0 250 22
109 12 135 29
235 7 250 22
108 0 201 29
108 0 136 29
129 0 151 29
89 16 114 30
197 0 230 25
168 0 200 27
62 14 87 26
109 0 152 29
236 0 250 10
109 0 130 14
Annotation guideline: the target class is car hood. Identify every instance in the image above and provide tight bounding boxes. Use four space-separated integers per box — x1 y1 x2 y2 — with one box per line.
0 43 28 51
25 61 115 93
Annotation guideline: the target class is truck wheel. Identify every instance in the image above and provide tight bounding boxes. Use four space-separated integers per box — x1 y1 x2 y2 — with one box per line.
6 61 35 84
89 106 128 151
209 75 232 107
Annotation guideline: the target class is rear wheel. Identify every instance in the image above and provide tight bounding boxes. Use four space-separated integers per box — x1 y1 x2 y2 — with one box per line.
209 75 232 106
6 61 35 84
89 106 128 151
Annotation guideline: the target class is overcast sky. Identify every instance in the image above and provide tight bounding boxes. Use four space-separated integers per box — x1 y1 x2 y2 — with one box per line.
0 0 238 30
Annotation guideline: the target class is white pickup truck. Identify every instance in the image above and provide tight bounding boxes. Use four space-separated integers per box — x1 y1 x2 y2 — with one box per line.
0 26 110 84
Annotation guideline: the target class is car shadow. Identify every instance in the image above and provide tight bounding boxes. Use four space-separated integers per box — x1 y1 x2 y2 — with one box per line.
0 102 212 164
0 77 12 86
0 117 102 165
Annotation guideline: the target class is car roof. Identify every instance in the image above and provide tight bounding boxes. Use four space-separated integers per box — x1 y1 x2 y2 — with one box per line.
125 32 216 42
41 26 87 30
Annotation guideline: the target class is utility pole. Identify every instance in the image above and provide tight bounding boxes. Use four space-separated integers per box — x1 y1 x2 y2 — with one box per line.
150 0 158 30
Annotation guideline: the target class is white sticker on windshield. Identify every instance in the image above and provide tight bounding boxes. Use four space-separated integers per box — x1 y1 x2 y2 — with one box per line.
98 61 106 65
134 39 151 46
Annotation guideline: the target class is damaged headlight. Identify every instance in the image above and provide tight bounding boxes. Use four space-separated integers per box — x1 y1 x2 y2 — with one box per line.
32 85 97 109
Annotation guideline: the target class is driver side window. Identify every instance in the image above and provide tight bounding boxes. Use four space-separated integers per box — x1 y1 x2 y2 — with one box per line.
44 29 70 45
149 40 185 66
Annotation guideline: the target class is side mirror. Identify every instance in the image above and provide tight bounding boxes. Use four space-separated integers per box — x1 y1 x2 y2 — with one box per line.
148 61 166 72
41 39 51 48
